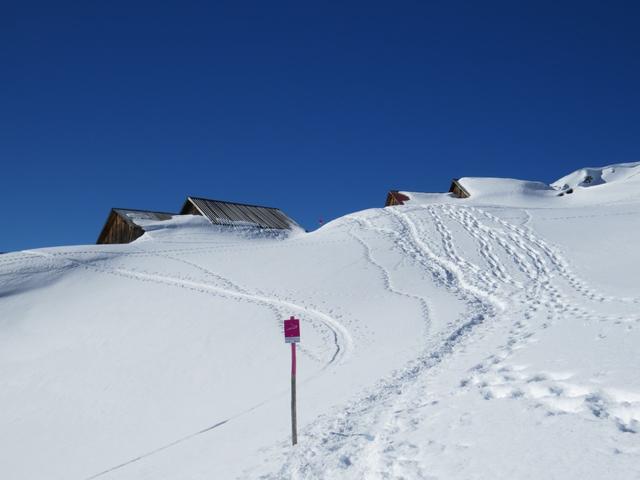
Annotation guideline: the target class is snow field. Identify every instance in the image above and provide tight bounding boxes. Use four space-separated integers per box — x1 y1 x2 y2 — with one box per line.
1 162 640 479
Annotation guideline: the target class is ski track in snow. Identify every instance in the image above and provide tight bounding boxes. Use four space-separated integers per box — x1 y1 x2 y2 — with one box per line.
249 203 639 479
136 248 343 365
11 236 350 262
347 219 431 332
473 206 640 305
252 206 501 479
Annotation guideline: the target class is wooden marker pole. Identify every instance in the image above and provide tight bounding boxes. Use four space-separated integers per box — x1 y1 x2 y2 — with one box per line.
291 342 297 445
284 316 301 446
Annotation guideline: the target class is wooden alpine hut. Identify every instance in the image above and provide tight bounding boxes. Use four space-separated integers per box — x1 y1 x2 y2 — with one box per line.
385 190 411 206
449 178 470 198
180 196 299 230
97 208 174 244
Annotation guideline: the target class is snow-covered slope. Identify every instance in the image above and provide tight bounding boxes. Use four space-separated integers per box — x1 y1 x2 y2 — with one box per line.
1 163 640 479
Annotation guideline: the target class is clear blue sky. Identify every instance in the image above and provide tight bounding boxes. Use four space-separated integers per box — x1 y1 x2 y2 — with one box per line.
2 1 639 252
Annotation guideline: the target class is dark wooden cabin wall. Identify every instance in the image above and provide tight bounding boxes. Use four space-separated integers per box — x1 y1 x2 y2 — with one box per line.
385 191 410 206
182 203 201 216
449 180 470 199
98 213 144 244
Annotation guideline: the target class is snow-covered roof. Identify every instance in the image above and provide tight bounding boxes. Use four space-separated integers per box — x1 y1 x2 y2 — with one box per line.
112 208 174 227
96 208 175 244
392 162 640 207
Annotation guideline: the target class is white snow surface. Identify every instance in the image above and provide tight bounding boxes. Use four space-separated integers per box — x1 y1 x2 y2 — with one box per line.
2 163 640 479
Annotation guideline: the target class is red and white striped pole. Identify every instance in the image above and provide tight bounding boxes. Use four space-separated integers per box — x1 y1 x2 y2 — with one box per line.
284 316 300 446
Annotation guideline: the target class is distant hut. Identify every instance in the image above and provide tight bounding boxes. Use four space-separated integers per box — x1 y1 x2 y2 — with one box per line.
97 208 174 244
449 178 470 198
385 190 411 206
180 196 299 230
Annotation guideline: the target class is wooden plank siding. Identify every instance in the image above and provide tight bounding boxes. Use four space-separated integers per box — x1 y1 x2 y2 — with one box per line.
96 211 142 244
449 179 470 198
385 190 411 206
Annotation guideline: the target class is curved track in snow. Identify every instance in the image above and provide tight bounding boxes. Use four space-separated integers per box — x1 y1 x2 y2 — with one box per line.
24 249 353 367
20 248 354 480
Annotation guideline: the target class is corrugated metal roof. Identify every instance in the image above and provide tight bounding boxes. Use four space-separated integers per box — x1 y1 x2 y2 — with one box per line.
181 197 298 230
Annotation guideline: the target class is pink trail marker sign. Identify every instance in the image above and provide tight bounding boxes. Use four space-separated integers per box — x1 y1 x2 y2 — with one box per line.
284 316 300 343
